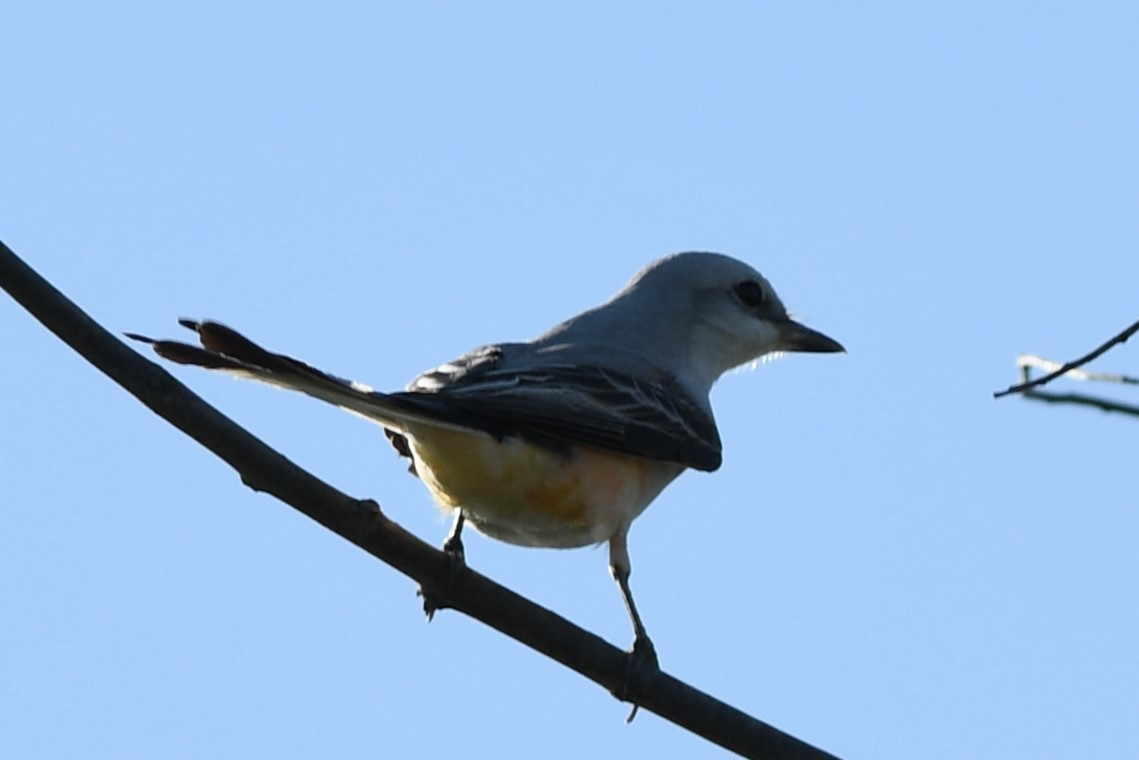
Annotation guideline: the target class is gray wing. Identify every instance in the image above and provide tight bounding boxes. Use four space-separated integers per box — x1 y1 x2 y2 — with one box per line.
401 351 723 472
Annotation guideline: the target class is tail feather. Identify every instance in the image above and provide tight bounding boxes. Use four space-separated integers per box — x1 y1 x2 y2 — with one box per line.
127 320 431 432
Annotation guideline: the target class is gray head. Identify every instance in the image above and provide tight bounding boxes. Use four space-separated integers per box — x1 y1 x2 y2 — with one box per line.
537 251 843 397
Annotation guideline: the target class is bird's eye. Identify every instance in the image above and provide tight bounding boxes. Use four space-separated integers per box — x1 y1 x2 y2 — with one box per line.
733 280 765 308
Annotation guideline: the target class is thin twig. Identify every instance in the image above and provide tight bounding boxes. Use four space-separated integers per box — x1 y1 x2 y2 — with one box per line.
1022 389 1139 418
0 238 840 760
994 319 1139 398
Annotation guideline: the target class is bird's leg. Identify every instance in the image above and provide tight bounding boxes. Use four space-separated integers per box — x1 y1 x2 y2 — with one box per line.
421 510 467 620
442 510 466 561
616 569 657 665
608 532 658 721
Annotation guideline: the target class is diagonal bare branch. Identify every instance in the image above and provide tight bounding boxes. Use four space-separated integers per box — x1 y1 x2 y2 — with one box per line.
0 238 840 760
994 319 1139 399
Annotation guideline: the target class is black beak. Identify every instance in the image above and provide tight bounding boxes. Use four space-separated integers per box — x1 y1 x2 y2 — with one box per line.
777 319 845 354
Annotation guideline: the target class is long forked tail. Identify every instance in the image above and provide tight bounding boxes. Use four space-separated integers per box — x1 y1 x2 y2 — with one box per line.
127 319 427 431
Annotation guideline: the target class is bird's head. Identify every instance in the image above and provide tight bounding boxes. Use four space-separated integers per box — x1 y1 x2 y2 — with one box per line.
619 252 844 393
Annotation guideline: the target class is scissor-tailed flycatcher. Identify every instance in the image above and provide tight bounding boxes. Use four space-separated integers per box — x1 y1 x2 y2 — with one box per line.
131 251 842 662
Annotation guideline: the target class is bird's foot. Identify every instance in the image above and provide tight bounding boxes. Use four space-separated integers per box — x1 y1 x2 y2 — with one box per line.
615 633 660 722
419 534 467 621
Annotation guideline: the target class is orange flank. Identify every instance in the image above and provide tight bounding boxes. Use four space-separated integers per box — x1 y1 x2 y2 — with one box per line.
406 426 682 549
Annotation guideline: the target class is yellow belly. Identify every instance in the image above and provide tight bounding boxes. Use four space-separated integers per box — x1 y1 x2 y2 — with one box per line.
406 426 682 548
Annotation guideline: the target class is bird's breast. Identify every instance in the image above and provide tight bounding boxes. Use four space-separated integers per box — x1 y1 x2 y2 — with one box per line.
405 426 682 548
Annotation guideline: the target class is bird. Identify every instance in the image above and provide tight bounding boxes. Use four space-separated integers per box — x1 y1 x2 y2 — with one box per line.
129 251 843 667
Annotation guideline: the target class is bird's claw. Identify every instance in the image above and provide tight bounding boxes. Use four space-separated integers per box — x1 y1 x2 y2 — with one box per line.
419 534 467 620
631 633 659 670
614 633 659 722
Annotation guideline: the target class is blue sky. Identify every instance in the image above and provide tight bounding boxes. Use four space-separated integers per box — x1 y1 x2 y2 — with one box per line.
4 3 1138 758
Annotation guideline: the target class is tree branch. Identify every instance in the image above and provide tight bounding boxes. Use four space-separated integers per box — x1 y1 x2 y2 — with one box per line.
1022 389 1139 417
993 319 1139 398
0 239 840 760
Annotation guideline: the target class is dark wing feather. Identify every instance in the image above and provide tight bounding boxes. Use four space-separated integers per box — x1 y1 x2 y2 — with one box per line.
399 362 723 472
